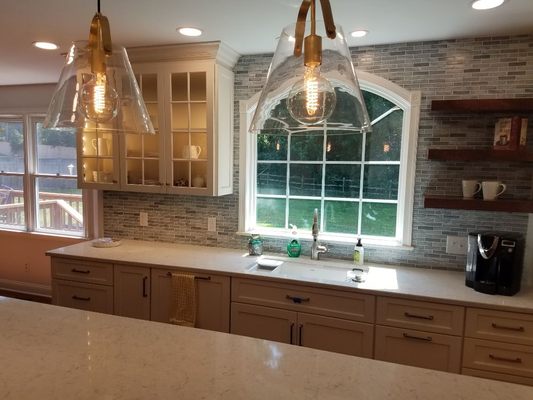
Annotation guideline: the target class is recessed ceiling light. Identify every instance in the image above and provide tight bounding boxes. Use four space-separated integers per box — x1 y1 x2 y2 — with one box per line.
177 27 203 37
350 30 368 38
472 0 505 10
32 41 59 50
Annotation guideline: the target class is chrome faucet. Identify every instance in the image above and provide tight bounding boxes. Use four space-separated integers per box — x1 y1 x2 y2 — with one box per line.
311 208 328 260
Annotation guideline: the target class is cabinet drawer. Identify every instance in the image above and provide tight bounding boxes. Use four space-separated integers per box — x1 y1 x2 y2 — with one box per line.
376 296 464 336
298 312 374 358
232 278 375 323
462 368 533 387
51 257 113 286
374 325 462 373
465 308 533 346
463 338 533 378
52 279 113 314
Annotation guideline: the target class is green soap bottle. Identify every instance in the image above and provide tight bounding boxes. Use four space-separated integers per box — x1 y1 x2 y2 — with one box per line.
287 224 301 257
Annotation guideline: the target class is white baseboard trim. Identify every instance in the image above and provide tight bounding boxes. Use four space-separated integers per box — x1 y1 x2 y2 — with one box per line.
0 278 51 297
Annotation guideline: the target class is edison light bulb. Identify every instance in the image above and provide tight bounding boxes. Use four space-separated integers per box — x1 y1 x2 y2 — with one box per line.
287 65 336 125
79 73 119 123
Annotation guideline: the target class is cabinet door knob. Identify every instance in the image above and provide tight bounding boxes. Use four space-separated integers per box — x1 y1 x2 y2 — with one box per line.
489 354 522 364
491 323 525 332
286 295 310 304
402 332 433 342
289 322 294 344
404 312 434 321
72 295 91 302
142 276 148 297
71 268 90 274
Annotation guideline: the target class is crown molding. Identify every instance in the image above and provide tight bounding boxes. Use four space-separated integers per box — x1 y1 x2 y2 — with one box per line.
127 41 240 69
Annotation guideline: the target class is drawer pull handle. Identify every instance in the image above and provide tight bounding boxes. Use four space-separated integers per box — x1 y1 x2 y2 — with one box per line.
404 312 434 321
402 333 433 342
286 295 310 304
289 322 294 344
298 324 303 345
489 354 522 364
71 268 91 274
142 276 148 298
165 272 211 280
72 295 91 302
491 323 525 332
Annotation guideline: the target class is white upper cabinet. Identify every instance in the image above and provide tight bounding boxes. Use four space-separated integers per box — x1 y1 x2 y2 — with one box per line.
78 42 238 196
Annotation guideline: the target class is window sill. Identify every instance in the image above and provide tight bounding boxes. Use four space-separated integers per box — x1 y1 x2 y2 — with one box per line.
0 228 87 242
236 230 414 251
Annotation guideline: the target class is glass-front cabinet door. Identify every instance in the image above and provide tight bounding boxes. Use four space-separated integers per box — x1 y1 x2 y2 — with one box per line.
122 69 165 192
167 65 212 194
78 120 120 189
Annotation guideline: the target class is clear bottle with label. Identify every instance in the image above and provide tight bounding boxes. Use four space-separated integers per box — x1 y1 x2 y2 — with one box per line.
248 234 263 256
354 237 364 266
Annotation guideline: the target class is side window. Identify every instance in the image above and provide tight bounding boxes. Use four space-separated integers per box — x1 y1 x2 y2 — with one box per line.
34 119 84 235
0 115 87 237
0 119 26 229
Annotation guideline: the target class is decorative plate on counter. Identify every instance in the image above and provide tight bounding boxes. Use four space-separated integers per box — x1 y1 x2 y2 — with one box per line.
92 238 122 248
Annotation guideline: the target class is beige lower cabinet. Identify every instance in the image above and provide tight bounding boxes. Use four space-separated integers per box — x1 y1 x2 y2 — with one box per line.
374 296 464 373
297 312 374 357
150 268 231 332
375 325 462 373
463 307 533 386
52 279 113 314
114 265 151 320
231 277 375 357
231 298 374 357
231 302 296 344
51 257 114 314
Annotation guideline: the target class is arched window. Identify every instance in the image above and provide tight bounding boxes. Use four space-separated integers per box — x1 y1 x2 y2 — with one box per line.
239 71 420 247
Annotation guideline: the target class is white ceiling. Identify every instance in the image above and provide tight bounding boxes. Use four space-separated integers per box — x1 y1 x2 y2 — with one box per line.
1 0 532 86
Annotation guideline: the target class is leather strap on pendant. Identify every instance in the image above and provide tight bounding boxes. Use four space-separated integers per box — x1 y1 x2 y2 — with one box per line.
294 0 337 57
88 12 112 74
294 0 312 57
319 0 336 39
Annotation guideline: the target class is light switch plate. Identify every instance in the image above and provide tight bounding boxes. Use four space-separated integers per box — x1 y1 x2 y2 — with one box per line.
139 212 149 227
207 217 216 232
446 235 467 255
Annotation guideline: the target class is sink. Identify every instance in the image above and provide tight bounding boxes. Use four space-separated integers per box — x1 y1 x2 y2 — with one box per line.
246 259 366 284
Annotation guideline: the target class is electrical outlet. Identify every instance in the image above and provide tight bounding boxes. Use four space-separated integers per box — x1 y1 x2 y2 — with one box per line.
446 235 468 255
139 212 149 227
207 217 217 232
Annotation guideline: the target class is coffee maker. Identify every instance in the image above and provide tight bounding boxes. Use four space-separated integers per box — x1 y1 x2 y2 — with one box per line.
466 232 524 296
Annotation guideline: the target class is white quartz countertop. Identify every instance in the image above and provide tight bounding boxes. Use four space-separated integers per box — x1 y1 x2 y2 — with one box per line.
47 239 533 314
1 297 532 400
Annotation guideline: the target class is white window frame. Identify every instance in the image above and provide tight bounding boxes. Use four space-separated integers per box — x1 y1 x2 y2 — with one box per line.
239 70 420 248
0 113 101 239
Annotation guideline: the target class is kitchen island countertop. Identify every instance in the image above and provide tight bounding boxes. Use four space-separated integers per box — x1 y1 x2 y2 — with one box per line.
1 297 532 400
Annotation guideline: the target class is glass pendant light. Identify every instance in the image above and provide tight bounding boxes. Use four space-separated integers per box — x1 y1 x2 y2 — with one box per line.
250 0 371 135
43 0 154 135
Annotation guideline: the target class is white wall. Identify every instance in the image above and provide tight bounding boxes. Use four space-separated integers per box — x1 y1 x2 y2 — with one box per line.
0 83 55 113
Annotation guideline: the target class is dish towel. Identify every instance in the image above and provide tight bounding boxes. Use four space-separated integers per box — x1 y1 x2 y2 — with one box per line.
169 272 197 327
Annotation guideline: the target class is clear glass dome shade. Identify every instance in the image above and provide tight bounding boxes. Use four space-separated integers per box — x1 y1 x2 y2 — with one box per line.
44 41 155 134
250 23 371 134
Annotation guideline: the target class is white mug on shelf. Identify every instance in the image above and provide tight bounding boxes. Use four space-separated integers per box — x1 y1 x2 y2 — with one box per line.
462 180 481 199
92 138 110 156
182 145 202 159
482 181 506 200
192 176 205 188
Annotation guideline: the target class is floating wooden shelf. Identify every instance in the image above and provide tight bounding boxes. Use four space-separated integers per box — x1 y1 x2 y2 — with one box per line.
431 98 533 113
427 148 533 162
424 195 533 213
